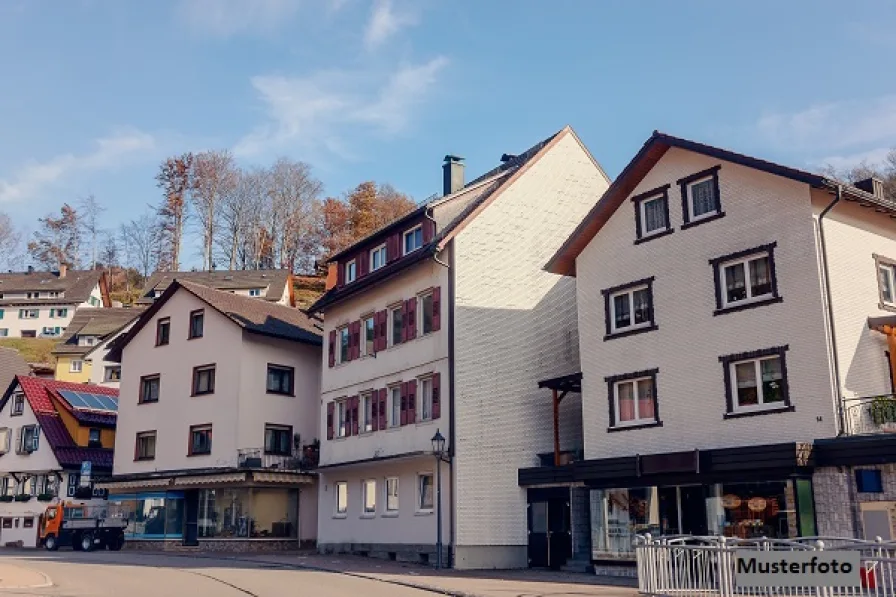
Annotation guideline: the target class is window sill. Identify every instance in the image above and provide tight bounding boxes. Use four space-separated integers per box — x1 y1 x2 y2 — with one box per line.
723 404 795 419
714 296 782 316
187 452 211 457
191 392 215 398
879 302 896 314
681 211 726 230
633 228 674 245
382 512 399 518
266 391 295 397
134 457 155 462
604 324 658 341
360 513 376 519
607 421 663 433
138 400 159 405
333 514 347 519
414 510 434 516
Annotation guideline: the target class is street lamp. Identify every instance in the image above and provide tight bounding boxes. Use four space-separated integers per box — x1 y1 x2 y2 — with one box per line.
431 429 447 569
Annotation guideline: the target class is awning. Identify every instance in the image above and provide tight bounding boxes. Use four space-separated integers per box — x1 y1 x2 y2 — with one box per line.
97 478 172 490
173 473 247 486
252 472 313 484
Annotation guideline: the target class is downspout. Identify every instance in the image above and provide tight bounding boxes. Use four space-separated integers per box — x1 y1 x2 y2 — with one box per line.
817 185 844 434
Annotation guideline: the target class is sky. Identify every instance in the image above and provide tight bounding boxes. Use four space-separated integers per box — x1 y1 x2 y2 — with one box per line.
0 0 894 268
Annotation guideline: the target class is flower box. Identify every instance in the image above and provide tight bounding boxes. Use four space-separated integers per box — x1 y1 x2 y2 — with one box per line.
0 495 13 503
37 493 54 502
13 494 32 502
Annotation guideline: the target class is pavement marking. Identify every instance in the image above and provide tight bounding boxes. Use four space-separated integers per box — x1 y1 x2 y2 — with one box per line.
0 562 54 590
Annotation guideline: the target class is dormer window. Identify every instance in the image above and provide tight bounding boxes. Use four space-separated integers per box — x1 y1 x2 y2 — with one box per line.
345 259 357 283
370 244 387 271
403 225 423 255
249 288 261 297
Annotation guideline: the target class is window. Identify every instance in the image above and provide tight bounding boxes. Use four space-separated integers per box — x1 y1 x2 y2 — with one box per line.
156 318 170 346
0 309 4 319
266 365 294 395
336 326 350 364
249 288 261 297
135 431 156 460
362 393 374 432
11 393 24 416
632 185 672 242
362 479 376 515
389 304 403 346
0 428 10 454
18 309 38 319
418 377 433 422
264 425 292 456
20 425 39 453
362 315 375 356
876 255 896 310
345 259 357 284
192 365 216 396
189 425 212 455
370 244 387 271
711 244 780 314
603 278 656 338
856 469 884 493
41 326 62 337
419 292 434 335
385 477 399 513
88 428 101 446
679 165 723 227
337 400 347 437
21 330 36 338
606 370 660 429
335 482 348 515
0 329 6 338
403 225 423 255
79 334 97 345
720 346 791 417
0 477 12 497
139 375 160 403
417 473 434 511
104 366 121 382
189 310 204 339
69 360 83 373
389 386 401 427
49 308 68 318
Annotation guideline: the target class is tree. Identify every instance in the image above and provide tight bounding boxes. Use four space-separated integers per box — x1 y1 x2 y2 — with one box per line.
192 150 237 271
28 204 81 270
99 232 118 278
267 158 323 273
822 148 896 202
155 153 194 271
0 212 22 271
120 212 158 280
217 167 266 271
79 194 105 270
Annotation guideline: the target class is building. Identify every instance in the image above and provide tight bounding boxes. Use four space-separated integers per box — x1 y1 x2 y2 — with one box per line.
516 131 896 570
309 126 610 568
0 376 117 547
0 267 109 339
51 308 142 386
138 270 295 306
0 348 32 394
100 280 322 551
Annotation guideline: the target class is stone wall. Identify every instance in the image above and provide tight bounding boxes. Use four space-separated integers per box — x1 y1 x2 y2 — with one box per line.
318 542 451 567
813 464 896 538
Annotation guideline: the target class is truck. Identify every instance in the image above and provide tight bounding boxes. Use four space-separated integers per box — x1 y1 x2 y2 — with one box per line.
39 502 127 552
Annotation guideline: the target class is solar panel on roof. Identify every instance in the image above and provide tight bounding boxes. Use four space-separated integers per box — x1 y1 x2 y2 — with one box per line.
95 395 118 411
57 389 118 413
58 389 90 409
77 392 105 410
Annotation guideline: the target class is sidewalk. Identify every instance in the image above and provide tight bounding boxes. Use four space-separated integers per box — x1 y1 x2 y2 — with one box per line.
0 561 52 590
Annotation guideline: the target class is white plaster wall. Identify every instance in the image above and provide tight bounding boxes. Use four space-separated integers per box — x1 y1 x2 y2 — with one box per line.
0 389 61 473
298 482 318 541
87 321 135 387
576 147 837 461
452 132 608 559
0 515 39 547
0 304 77 338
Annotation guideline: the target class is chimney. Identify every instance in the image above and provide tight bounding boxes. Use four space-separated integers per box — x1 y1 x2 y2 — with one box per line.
854 177 885 198
325 262 338 291
442 155 465 196
26 265 33 275
59 263 67 279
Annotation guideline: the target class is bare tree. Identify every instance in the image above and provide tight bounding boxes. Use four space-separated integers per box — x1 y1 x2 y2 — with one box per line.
99 231 118 279
822 148 896 202
121 212 158 280
192 150 237 271
217 167 266 270
0 212 22 271
28 204 81 270
79 194 105 270
267 158 323 272
155 153 193 271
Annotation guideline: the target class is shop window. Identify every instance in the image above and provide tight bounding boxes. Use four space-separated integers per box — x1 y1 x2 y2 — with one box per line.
856 469 884 493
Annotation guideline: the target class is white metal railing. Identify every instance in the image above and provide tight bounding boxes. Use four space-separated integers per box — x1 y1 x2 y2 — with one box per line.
635 535 896 597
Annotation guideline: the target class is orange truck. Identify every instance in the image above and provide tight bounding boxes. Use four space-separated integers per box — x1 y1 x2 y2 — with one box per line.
39 502 127 551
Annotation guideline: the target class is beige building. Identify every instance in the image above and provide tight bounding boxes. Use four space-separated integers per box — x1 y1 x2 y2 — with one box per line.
51 307 142 386
100 280 322 551
138 270 295 306
311 126 610 568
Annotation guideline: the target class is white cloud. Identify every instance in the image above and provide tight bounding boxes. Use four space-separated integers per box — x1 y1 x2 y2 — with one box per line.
235 57 448 158
819 147 894 171
364 0 418 49
0 129 156 203
176 0 301 36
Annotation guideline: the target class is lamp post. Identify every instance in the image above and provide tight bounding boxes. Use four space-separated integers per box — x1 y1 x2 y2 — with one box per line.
431 429 446 569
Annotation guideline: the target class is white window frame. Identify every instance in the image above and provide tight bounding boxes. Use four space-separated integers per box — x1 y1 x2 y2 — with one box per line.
385 477 399 514
370 244 387 271
104 366 121 382
719 252 773 309
362 479 376 516
418 290 434 336
609 285 651 334
338 326 350 364
418 376 433 422
728 355 787 414
388 303 403 347
387 385 402 428
416 472 434 513
335 481 348 517
336 400 347 438
70 360 83 373
686 176 719 221
361 392 374 433
345 259 357 283
361 315 375 357
11 393 24 416
403 225 423 255
612 376 657 427
249 288 261 297
639 194 669 237
879 261 896 307
19 309 38 319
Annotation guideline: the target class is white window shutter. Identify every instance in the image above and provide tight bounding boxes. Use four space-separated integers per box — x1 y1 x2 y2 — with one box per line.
32 425 40 451
15 427 22 454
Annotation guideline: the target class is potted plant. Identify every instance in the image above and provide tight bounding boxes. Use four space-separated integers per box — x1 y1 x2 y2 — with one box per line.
870 396 896 431
37 493 54 502
0 495 13 503
14 494 32 502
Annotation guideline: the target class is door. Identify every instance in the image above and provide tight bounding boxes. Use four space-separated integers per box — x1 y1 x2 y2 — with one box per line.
679 486 708 536
527 501 549 568
547 497 571 569
183 490 199 546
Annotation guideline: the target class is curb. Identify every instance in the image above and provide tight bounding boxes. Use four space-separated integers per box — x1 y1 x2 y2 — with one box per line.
0 563 54 590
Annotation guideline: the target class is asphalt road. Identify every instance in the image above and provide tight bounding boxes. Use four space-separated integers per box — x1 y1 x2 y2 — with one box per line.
0 551 437 597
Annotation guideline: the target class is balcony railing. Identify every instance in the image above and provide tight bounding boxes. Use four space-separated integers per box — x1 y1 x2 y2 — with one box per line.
843 393 896 436
237 447 319 471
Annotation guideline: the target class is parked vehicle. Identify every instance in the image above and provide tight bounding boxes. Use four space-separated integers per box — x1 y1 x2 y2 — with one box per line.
39 502 127 551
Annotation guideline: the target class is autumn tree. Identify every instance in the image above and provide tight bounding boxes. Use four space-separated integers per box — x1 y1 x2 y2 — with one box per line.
192 150 237 271
28 203 82 270
155 153 194 271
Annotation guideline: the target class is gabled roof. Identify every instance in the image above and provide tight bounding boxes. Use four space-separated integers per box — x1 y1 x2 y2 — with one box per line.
0 270 106 306
109 279 322 361
546 131 896 276
52 307 143 356
138 269 292 305
0 348 31 399
0 376 117 470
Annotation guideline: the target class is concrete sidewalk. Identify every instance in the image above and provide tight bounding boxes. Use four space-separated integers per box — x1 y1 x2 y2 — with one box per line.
0 561 52 589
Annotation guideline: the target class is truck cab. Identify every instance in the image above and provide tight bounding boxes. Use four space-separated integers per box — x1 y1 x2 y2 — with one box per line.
39 502 126 551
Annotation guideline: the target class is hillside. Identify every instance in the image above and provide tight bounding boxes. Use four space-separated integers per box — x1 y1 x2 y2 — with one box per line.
294 275 326 311
0 338 56 365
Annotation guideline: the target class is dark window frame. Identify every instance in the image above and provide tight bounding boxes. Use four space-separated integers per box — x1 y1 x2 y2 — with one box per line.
135 431 156 461
88 428 101 447
264 424 293 456
266 364 295 396
11 393 24 416
855 469 884 493
873 253 896 313
191 364 216 396
631 184 673 244
601 276 658 340
155 317 170 346
188 309 205 339
604 368 662 432
710 242 782 315
138 374 161 404
719 345 793 419
678 165 725 229
188 424 213 456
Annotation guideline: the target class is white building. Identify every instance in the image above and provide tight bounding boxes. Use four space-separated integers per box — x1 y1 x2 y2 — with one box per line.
310 126 610 568
138 270 294 306
523 132 896 570
101 280 322 551
51 307 142 386
0 267 109 339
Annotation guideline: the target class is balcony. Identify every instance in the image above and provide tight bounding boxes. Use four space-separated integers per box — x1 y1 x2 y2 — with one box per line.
237 446 319 471
843 394 896 436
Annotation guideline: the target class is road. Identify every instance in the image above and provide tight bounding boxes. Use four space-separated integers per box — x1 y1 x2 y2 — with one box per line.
0 551 437 597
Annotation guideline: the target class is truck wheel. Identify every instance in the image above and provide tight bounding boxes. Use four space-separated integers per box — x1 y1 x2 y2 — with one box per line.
108 532 125 551
44 534 59 551
79 532 95 552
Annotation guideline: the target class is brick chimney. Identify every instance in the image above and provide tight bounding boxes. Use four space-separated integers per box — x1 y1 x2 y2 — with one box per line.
325 262 338 291
854 177 885 198
443 155 465 196
59 263 67 279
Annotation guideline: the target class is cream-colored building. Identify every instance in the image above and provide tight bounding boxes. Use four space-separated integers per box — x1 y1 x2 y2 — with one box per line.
51 308 141 386
311 127 610 568
101 280 322 551
138 269 294 306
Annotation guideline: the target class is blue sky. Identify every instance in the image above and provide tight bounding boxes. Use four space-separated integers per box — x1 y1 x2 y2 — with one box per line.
1 0 894 267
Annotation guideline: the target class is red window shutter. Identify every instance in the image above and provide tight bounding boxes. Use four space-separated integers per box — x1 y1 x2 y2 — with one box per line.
358 251 369 277
423 219 435 243
388 234 400 263
432 372 441 419
407 297 417 340
400 382 408 426
371 395 379 432
337 261 345 287
432 286 441 332
378 388 387 429
379 309 388 350
351 321 361 360
326 402 334 440
351 396 359 436
373 310 383 352
400 301 409 343
328 330 336 367
407 379 417 424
